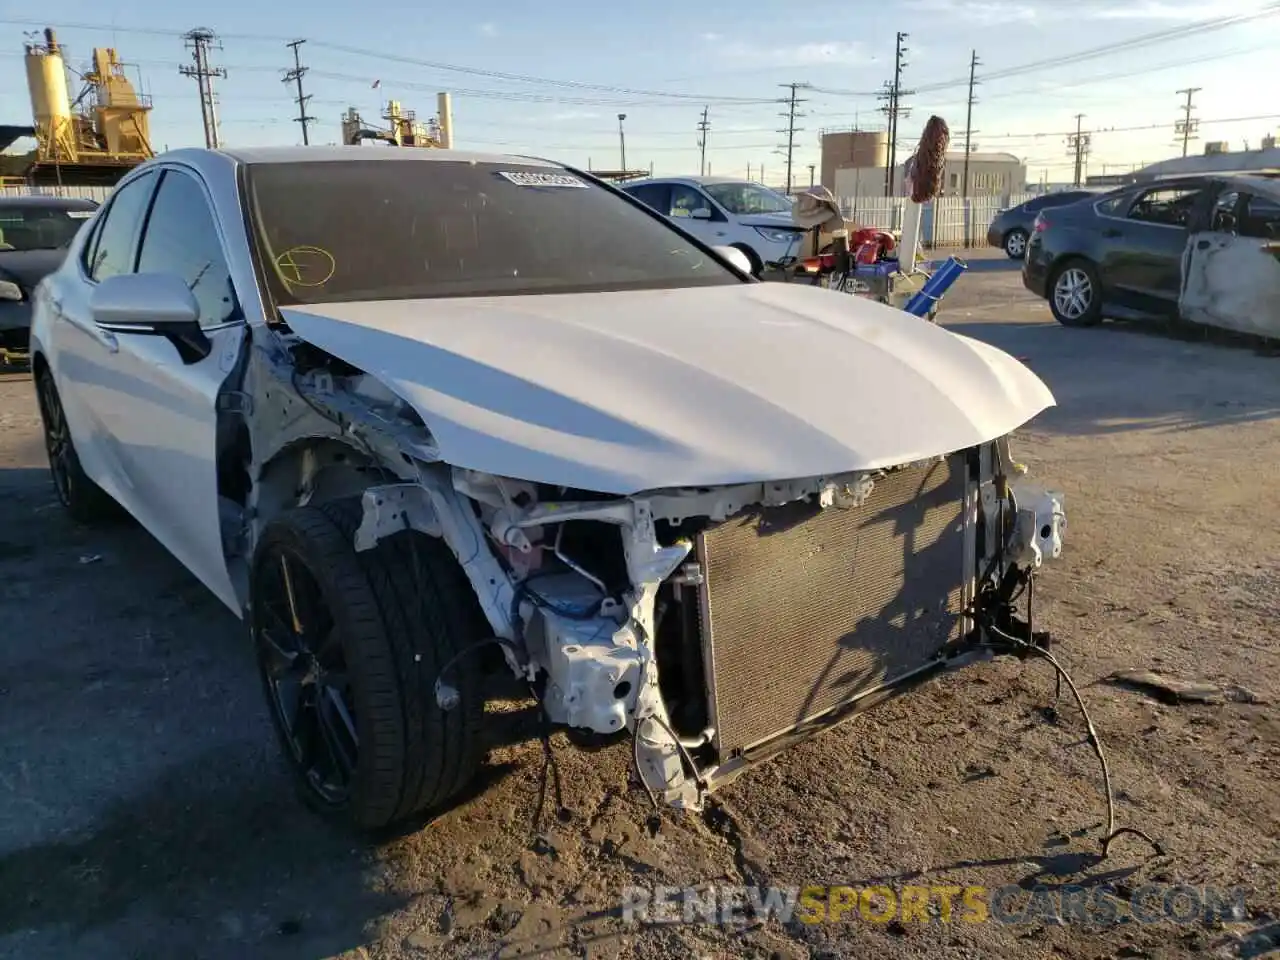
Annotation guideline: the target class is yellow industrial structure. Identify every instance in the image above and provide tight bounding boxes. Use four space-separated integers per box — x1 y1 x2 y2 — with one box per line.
341 93 454 149
2 27 153 186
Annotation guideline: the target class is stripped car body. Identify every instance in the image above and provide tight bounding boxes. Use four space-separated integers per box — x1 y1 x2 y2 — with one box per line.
29 146 1065 824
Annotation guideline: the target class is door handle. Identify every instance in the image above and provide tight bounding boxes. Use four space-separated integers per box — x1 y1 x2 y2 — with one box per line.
1102 228 1122 238
1196 240 1211 250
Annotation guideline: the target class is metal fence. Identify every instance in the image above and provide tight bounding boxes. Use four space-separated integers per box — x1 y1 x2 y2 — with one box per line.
838 193 1036 248
1 184 113 203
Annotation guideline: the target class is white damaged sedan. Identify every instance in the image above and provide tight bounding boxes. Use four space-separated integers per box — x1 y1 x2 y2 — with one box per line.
29 146 1065 830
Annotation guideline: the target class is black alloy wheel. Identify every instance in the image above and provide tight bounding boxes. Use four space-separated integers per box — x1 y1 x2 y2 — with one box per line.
34 370 116 523
253 544 359 808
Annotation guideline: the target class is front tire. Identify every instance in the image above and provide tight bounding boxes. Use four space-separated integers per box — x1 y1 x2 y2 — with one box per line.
731 243 763 277
251 499 486 831
34 368 117 524
1003 229 1029 259
1049 259 1103 327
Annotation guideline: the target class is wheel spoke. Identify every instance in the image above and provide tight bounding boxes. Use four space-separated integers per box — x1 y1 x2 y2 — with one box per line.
316 688 357 780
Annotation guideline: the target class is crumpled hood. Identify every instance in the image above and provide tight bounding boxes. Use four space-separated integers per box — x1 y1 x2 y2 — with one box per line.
280 282 1054 495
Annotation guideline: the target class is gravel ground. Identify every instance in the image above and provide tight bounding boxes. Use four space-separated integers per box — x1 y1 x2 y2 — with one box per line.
1 251 1276 960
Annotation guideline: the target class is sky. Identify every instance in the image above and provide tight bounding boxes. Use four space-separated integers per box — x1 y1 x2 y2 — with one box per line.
0 0 1277 188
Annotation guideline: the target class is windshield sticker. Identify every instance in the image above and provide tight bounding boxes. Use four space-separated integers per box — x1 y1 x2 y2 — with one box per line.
497 171 588 189
66 210 95 219
275 245 336 287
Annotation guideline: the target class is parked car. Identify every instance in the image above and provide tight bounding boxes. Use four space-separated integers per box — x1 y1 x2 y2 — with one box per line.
619 176 806 274
0 195 98 364
987 190 1094 260
1023 174 1280 332
30 146 1065 831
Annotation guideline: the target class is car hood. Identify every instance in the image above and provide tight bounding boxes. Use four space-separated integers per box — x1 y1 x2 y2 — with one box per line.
0 248 65 289
280 282 1054 495
738 211 805 231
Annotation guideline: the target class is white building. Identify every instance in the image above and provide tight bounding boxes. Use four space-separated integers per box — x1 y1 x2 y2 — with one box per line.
833 151 1027 200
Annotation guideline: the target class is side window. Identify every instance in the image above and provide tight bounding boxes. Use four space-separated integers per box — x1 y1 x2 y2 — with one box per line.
136 169 237 328
669 184 709 218
1095 193 1127 216
86 170 158 280
1126 185 1206 228
1210 191 1240 233
625 184 670 213
1238 194 1280 240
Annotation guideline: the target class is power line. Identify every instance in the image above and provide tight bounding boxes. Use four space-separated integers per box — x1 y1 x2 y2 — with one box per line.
697 106 710 176
1066 114 1091 187
776 82 808 194
282 39 315 146
178 28 227 149
1175 86 1201 158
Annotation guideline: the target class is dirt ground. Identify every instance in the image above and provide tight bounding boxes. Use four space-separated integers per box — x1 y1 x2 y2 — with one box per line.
1 251 1277 960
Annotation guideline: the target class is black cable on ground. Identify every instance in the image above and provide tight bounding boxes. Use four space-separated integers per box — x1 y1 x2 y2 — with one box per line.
983 619 1164 860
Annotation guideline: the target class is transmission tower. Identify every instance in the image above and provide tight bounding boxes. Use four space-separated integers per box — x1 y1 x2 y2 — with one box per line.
776 83 809 194
877 32 914 197
1066 114 1091 187
1175 87 1201 158
283 39 316 146
697 106 710 177
179 28 227 149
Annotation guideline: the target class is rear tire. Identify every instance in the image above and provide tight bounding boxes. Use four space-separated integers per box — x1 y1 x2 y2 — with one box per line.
34 368 118 524
1003 229 1029 259
251 498 486 831
1048 259 1103 327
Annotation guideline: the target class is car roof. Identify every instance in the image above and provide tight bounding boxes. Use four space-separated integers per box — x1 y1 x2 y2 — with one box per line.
217 144 563 168
623 175 758 188
0 194 97 210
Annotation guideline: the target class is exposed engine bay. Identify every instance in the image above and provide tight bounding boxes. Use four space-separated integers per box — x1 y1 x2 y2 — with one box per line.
217 332 1066 811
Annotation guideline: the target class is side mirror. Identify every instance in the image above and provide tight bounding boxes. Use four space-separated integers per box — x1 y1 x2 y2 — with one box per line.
0 279 22 302
90 272 212 364
712 245 754 276
690 207 713 220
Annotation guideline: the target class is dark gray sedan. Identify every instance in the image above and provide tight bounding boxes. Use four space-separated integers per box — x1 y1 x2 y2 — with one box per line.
0 195 99 365
987 190 1094 259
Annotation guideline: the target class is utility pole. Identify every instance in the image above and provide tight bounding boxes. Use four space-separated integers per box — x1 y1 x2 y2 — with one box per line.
777 82 809 195
179 28 227 149
282 39 315 146
1175 87 1201 158
961 49 981 247
808 163 816 187
961 50 980 203
878 32 913 197
617 113 627 173
697 106 710 177
1066 114 1091 187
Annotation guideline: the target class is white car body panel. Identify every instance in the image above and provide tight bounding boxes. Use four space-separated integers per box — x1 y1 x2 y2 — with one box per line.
280 280 1055 495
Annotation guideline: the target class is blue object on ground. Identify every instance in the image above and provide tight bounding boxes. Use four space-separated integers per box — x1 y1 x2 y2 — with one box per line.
903 256 968 317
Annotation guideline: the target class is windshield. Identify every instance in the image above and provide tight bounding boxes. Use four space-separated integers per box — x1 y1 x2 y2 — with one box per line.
0 204 95 252
702 182 794 216
246 159 742 305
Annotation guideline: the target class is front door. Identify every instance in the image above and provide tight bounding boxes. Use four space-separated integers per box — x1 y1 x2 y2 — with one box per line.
1181 188 1280 336
91 165 245 612
1100 182 1211 316
668 183 726 244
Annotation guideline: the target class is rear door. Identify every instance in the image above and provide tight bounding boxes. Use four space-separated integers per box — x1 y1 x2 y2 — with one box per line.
51 168 160 503
91 165 246 611
1098 180 1214 316
1180 187 1280 336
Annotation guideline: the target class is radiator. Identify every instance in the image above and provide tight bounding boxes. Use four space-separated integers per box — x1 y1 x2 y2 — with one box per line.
696 454 972 759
